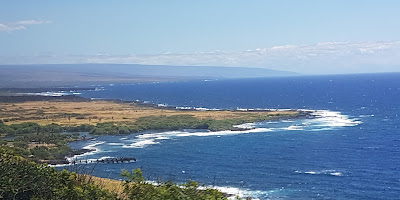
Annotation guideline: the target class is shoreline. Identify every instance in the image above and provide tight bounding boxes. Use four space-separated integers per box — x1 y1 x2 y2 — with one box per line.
0 93 311 128
59 111 315 165
0 92 314 165
42 148 95 165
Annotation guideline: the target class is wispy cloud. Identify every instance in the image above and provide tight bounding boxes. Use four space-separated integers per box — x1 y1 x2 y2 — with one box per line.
0 20 51 32
81 41 400 74
1 41 400 74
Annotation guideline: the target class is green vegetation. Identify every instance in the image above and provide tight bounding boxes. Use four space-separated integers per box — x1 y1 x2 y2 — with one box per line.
0 101 301 199
89 122 130 135
0 152 118 200
1 122 62 136
0 112 298 162
121 168 226 200
89 113 297 134
129 113 295 132
130 115 209 132
0 122 86 162
0 150 227 200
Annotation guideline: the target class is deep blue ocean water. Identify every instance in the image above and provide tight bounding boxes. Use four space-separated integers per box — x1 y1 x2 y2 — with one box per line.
60 73 400 199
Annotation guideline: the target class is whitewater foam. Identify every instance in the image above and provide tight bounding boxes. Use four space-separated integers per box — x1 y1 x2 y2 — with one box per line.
233 123 255 129
123 139 160 148
209 185 289 200
66 141 105 162
284 125 304 130
120 128 275 149
108 143 124 146
115 109 361 149
296 169 343 176
307 110 362 127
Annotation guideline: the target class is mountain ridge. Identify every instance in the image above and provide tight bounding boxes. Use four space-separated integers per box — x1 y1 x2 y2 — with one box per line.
0 64 299 88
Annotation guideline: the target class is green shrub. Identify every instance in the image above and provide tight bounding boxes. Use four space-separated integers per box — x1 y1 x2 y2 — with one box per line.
13 141 28 149
0 153 119 200
121 168 227 200
0 140 7 146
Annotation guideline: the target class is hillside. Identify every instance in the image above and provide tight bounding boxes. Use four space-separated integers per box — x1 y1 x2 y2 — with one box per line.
0 64 299 88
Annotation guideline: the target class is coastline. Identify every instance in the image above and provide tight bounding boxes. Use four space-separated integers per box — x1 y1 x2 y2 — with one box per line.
42 148 95 165
0 93 311 128
0 91 314 166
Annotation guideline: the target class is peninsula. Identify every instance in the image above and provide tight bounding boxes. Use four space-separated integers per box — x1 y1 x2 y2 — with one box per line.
0 95 311 165
0 97 308 132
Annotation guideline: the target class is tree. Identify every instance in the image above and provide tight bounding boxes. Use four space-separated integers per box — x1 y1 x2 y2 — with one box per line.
0 153 119 200
13 141 28 149
0 140 7 146
121 168 227 200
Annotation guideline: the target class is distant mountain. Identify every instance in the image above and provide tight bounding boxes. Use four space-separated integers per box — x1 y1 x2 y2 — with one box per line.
0 64 299 88
99 64 300 78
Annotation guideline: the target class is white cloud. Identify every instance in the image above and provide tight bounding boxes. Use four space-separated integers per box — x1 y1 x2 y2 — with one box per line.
0 23 25 32
0 20 51 32
16 20 51 25
1 41 400 74
78 41 400 74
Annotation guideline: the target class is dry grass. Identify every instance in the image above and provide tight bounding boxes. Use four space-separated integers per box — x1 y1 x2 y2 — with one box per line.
28 143 56 149
81 175 125 197
0 100 297 126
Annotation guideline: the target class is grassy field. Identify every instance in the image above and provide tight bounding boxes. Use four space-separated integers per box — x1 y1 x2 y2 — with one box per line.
83 175 125 197
0 100 298 127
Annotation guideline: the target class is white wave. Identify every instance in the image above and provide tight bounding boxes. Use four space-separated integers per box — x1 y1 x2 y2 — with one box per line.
18 91 71 97
66 109 362 153
66 141 105 162
84 141 105 150
175 106 221 111
281 120 295 123
308 127 334 132
233 123 254 129
155 136 169 140
108 143 124 146
123 139 159 148
208 185 286 200
116 109 361 149
97 156 114 160
330 172 343 176
122 128 273 149
304 171 317 175
296 169 343 176
283 125 304 130
50 163 72 167
304 110 362 128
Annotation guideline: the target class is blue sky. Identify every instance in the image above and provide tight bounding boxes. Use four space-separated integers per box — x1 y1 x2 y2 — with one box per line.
1 0 400 74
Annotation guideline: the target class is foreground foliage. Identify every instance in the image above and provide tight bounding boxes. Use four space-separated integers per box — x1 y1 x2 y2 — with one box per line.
121 168 227 200
0 122 84 161
0 152 118 200
0 148 227 200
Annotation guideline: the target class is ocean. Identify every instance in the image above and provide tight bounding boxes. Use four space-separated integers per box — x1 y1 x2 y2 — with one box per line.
59 73 400 199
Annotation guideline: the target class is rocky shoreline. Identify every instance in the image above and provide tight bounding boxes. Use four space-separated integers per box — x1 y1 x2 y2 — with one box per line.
41 148 95 165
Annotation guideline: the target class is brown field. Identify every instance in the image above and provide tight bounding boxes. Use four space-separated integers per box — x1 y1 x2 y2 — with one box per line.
81 175 125 197
28 143 56 149
0 100 297 126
